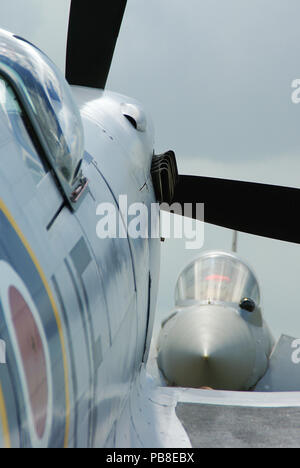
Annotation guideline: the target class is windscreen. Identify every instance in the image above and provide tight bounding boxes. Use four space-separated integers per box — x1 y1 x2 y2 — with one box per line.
0 29 84 186
175 252 260 306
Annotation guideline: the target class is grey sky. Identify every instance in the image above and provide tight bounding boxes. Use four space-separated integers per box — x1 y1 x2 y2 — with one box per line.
109 0 300 340
0 0 70 72
109 0 300 167
1 1 300 339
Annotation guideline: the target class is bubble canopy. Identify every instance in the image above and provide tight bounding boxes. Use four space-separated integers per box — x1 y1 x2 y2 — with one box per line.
0 29 85 202
175 252 260 307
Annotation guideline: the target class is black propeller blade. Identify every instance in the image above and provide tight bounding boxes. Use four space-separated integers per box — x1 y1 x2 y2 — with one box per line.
66 0 127 89
164 174 300 244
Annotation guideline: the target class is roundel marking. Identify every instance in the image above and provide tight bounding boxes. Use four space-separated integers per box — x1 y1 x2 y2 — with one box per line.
9 286 48 439
0 384 11 448
0 200 70 447
0 261 53 448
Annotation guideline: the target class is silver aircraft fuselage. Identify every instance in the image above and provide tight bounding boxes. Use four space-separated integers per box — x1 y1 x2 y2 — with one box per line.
0 29 160 448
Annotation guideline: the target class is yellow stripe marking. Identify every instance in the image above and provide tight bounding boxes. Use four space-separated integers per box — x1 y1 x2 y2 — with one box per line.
0 383 11 448
0 200 70 448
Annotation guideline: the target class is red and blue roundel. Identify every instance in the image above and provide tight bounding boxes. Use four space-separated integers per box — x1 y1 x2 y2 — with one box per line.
0 202 69 448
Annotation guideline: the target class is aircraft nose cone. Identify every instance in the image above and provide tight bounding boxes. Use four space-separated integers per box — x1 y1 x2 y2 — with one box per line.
158 305 256 390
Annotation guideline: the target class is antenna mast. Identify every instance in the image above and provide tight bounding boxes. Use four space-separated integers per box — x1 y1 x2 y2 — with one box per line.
232 231 238 253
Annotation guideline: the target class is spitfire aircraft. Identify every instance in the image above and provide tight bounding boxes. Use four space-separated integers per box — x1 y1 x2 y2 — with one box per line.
0 1 300 449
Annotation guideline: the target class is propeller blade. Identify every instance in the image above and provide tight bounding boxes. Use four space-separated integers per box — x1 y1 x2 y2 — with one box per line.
66 0 127 89
165 175 300 244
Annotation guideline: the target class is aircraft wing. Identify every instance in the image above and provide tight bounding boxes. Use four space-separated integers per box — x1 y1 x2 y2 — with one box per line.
175 388 300 448
118 333 300 449
117 365 300 448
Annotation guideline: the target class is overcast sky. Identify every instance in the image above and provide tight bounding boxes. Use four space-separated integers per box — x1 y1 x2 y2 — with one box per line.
2 0 300 339
111 0 300 340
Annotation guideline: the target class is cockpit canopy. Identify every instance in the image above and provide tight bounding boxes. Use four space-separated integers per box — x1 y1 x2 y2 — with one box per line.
0 29 84 199
175 251 260 307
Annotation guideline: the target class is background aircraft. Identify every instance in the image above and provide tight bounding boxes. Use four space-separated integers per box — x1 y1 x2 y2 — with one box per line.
0 0 300 449
157 251 275 391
